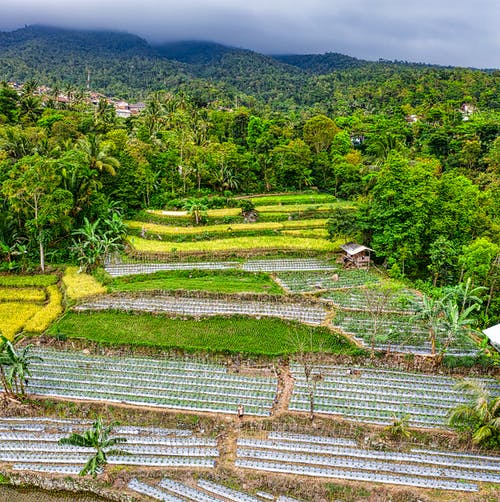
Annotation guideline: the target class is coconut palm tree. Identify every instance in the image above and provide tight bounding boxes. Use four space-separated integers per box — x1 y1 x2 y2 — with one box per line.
448 379 500 446
77 134 119 176
59 417 127 477
0 335 42 397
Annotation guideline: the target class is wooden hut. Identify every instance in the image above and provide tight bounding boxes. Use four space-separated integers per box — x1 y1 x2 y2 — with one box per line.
340 242 373 268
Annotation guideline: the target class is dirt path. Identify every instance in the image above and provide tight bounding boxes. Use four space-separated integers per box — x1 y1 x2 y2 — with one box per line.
271 361 295 417
216 419 241 469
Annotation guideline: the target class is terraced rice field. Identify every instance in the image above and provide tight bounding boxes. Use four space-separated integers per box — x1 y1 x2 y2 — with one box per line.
128 235 337 254
127 218 328 239
289 364 499 427
0 274 61 338
26 348 278 416
236 432 500 492
72 293 327 325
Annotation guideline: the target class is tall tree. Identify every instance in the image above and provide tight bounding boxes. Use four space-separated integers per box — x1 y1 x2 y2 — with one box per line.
2 155 72 271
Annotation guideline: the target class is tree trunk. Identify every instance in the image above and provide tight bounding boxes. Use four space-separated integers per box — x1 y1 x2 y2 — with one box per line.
39 236 45 272
430 328 436 356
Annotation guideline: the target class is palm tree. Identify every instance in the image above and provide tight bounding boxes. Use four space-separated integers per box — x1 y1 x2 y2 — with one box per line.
77 134 119 176
59 417 127 477
0 335 42 397
448 379 500 446
182 199 207 225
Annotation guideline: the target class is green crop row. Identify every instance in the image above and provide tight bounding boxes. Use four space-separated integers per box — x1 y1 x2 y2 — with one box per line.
0 274 58 287
127 235 338 254
48 311 360 356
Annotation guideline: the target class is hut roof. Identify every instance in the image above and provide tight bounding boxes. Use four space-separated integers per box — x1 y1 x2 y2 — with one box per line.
340 242 374 256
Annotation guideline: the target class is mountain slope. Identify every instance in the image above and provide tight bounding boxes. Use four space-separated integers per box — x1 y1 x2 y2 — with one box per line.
273 52 368 73
0 25 496 111
0 25 191 98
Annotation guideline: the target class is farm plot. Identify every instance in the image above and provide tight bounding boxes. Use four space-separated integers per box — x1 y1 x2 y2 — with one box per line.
276 269 379 293
323 287 422 313
0 417 217 474
0 274 62 339
49 311 350 356
127 235 337 255
104 258 336 277
289 364 499 427
129 475 301 501
126 218 328 240
235 432 500 492
72 294 327 326
108 269 283 295
26 347 278 416
331 310 478 356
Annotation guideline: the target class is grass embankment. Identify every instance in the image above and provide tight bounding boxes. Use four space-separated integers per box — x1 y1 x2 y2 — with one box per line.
128 235 340 254
108 269 283 295
48 312 358 356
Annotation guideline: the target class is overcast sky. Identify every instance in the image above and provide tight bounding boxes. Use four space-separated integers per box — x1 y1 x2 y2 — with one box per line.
1 0 499 68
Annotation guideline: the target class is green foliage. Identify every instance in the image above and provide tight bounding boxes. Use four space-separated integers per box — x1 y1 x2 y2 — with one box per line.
327 206 358 240
0 335 43 396
59 417 127 477
108 269 283 295
71 210 126 272
448 379 500 448
384 414 412 439
48 312 358 356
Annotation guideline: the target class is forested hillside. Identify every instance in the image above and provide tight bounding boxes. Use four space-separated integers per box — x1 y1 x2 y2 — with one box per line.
1 26 498 109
